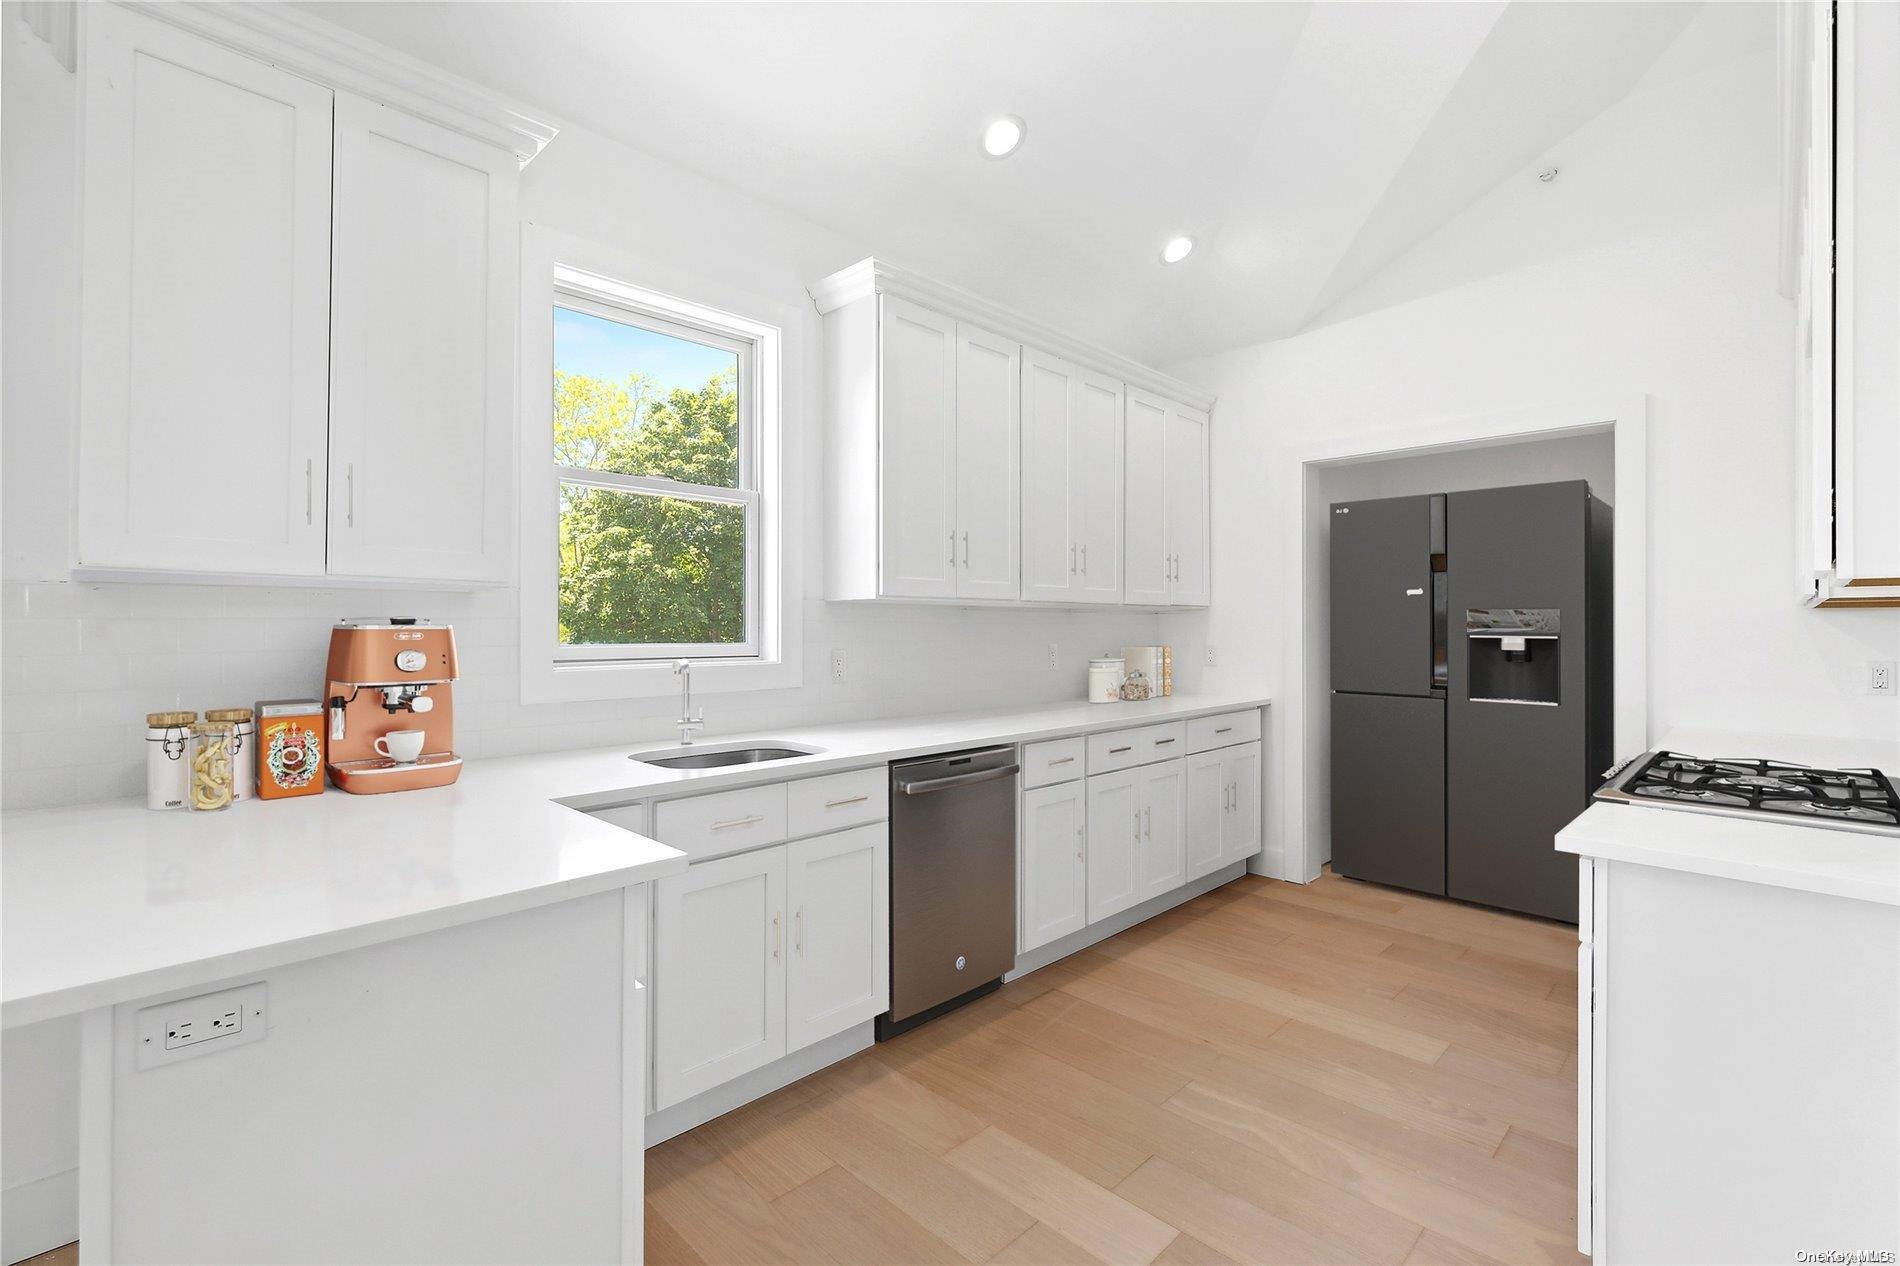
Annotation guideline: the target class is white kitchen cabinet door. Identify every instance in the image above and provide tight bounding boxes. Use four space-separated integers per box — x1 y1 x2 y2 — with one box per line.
1086 769 1142 923
1165 403 1211 607
1021 351 1080 602
76 5 333 576
1074 370 1126 603
327 94 518 584
1836 0 1900 587
1135 759 1187 905
653 847 787 1110
1021 780 1088 952
785 825 889 1054
955 323 1022 600
879 297 960 598
1184 750 1227 882
1220 741 1262 868
1124 389 1171 606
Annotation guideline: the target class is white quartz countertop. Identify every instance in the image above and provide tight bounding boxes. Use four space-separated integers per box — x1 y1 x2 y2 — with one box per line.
2 692 1268 1027
1556 802 1899 905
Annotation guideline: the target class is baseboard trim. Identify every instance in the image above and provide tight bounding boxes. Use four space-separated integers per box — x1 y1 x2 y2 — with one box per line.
1008 861 1249 979
4 1168 78 1266
644 1022 873 1147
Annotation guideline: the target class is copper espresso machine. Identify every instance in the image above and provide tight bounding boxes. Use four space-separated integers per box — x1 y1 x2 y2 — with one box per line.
324 618 463 793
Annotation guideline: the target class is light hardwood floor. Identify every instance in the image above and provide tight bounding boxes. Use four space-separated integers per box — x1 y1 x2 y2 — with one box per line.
19 873 1582 1266
647 871 1587 1266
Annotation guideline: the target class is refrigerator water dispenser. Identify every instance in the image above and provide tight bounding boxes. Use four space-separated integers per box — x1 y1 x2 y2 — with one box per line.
1465 608 1562 705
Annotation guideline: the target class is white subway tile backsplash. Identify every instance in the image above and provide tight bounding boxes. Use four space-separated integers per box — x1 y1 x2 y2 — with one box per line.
0 577 1165 810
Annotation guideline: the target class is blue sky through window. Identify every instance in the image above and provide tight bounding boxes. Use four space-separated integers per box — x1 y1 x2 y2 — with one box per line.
554 306 736 398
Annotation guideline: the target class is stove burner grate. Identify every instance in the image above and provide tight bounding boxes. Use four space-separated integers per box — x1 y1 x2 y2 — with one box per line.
1623 752 1900 829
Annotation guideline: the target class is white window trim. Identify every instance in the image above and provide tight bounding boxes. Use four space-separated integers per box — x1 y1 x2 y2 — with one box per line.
519 224 801 702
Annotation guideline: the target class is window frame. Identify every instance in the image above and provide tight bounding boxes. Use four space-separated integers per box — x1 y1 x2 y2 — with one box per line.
518 225 800 704
550 288 761 662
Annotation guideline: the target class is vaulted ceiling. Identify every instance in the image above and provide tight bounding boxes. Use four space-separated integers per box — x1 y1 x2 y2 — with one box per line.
300 1 1709 365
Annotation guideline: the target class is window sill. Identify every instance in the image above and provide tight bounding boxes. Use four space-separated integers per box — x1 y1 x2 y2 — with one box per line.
520 655 802 704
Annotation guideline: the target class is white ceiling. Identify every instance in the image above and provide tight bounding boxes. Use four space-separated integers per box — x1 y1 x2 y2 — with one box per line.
299 1 1708 365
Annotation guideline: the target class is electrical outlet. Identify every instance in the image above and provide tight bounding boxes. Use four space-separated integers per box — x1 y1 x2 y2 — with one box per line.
830 649 847 683
1873 661 1895 696
136 982 268 1069
1205 645 1218 667
1047 642 1059 670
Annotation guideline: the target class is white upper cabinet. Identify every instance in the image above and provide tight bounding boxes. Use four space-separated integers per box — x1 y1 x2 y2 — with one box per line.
1788 2 1900 605
954 324 1022 600
1126 388 1210 607
72 6 546 587
877 297 961 598
1022 351 1123 604
1834 1 1900 590
77 5 334 576
326 95 517 584
1123 391 1171 606
1165 403 1211 606
816 260 1210 608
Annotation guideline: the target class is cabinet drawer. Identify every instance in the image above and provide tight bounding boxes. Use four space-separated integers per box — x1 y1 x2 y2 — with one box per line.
1022 737 1085 788
653 784 789 861
1087 722 1186 774
788 767 888 838
1187 709 1261 754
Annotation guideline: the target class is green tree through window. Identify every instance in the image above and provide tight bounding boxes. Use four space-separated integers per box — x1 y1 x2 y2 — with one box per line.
554 363 748 648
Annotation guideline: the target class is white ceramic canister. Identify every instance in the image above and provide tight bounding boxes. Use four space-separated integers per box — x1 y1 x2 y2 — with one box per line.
1088 658 1126 704
205 708 256 801
144 710 196 810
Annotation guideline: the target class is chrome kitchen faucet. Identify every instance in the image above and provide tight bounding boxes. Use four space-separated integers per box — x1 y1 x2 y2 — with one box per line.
673 659 705 745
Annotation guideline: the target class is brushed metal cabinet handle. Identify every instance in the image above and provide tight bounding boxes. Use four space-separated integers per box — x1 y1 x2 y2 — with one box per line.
1070 543 1076 574
1154 737 1176 746
825 795 869 808
950 529 957 566
1109 745 1133 754
772 911 782 961
1048 756 1075 766
304 459 313 525
346 463 355 528
1080 543 1088 574
1215 726 1233 734
711 813 765 831
795 908 803 956
962 531 970 566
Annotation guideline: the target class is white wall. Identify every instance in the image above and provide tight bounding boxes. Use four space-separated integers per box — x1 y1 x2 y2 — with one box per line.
0 22 1161 816
1162 19 1900 877
1303 431 1615 867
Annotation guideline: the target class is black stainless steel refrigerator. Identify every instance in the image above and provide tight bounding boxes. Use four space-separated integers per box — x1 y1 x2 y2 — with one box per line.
1330 481 1611 922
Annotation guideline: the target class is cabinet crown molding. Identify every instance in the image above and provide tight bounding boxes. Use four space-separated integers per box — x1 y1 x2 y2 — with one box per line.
810 257 1216 413
103 1 559 165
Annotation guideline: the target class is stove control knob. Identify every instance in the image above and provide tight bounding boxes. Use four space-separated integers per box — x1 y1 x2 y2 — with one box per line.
395 650 427 673
955 956 967 972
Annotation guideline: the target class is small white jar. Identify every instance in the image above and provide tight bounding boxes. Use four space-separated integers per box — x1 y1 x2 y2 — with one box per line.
144 711 196 810
1088 658 1126 704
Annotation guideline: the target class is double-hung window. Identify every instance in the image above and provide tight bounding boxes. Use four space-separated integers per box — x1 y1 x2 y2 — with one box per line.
551 281 761 661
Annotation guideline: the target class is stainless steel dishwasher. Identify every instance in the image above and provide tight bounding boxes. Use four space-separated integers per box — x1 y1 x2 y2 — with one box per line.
878 746 1020 1039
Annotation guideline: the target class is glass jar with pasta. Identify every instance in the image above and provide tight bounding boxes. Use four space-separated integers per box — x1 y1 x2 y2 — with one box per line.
188 721 238 812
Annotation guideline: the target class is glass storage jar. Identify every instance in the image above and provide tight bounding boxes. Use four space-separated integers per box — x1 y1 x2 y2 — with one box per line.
204 708 256 801
188 721 238 812
144 711 196 811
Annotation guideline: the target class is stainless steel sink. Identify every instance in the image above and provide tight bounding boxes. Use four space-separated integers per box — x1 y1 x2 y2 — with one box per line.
631 743 819 770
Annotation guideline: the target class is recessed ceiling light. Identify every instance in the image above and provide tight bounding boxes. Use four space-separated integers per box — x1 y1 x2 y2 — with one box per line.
982 115 1026 159
1161 236 1195 264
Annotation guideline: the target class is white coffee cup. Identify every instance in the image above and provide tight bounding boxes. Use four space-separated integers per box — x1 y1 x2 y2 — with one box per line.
375 730 426 764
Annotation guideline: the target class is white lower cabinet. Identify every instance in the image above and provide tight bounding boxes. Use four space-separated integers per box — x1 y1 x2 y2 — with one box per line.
652 794 889 1112
1020 780 1088 953
1133 760 1187 905
652 847 787 1110
1188 738 1262 881
785 825 890 1054
1085 767 1141 923
1085 758 1186 923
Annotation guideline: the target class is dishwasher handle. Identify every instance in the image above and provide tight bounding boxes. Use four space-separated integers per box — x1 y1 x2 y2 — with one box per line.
896 764 1021 796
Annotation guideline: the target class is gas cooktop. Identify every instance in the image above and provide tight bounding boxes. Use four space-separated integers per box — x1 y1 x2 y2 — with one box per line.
1596 751 1900 836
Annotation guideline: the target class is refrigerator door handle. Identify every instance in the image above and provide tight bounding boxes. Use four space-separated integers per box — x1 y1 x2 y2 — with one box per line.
1405 588 1424 596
